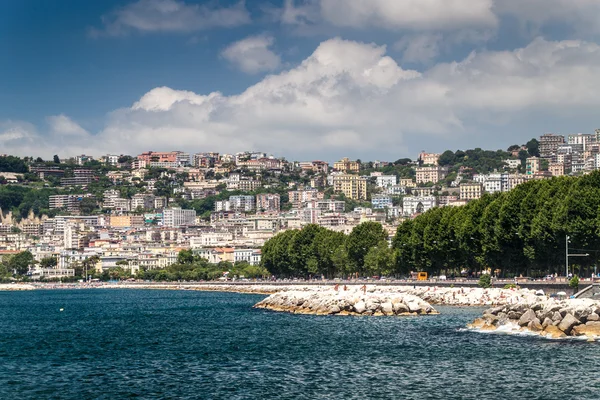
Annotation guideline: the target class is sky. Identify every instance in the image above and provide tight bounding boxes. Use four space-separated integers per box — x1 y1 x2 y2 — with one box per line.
2 0 600 162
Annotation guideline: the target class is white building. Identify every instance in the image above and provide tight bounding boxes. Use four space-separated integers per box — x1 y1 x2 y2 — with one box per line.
371 194 393 209
229 195 255 212
162 208 196 227
233 249 262 266
374 174 397 188
504 159 521 169
402 196 437 216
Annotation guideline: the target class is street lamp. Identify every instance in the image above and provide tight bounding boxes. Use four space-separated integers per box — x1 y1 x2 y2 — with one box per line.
566 235 589 276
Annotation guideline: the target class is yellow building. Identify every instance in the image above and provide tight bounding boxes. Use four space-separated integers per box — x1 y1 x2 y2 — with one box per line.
333 157 360 173
109 215 145 228
459 183 483 200
332 174 368 200
526 157 540 175
399 178 416 188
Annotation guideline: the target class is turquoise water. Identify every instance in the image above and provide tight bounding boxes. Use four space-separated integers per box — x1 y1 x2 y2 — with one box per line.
0 289 598 399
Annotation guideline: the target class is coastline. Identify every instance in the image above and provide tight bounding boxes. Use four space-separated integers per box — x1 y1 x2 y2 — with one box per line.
5 282 544 306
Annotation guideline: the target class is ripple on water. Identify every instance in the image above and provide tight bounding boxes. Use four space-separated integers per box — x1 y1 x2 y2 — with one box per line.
0 291 598 399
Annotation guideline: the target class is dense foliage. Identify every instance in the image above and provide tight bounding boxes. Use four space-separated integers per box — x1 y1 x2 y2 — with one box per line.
0 156 28 173
261 222 394 278
393 171 600 278
137 251 268 281
0 185 61 219
261 172 600 279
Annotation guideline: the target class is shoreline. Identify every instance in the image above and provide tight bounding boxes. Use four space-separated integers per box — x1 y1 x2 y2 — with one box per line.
3 283 544 306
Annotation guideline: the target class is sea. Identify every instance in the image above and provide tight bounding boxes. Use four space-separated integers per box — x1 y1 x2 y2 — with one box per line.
0 289 598 400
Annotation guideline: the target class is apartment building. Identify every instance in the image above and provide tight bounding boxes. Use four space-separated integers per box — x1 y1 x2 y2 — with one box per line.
256 193 280 212
399 178 416 188
332 174 368 200
162 208 196 227
459 183 483 200
539 133 565 157
229 196 255 212
371 194 393 209
526 157 540 175
110 215 145 228
415 166 448 184
418 152 440 166
137 151 190 165
333 158 360 173
49 194 95 212
548 162 565 177
371 172 397 188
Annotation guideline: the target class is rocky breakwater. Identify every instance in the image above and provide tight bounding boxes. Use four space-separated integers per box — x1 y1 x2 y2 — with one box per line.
402 286 539 306
0 283 35 291
467 297 600 340
254 287 438 316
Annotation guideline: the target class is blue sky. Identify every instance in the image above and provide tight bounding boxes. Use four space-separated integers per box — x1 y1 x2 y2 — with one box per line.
2 0 600 161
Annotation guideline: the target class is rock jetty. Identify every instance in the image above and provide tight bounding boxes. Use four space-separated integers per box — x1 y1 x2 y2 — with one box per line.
254 287 438 316
0 283 35 291
467 297 600 339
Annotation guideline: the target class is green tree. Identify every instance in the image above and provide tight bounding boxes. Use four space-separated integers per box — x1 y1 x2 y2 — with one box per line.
177 249 194 265
346 222 388 275
79 197 97 214
40 256 57 268
9 251 34 276
53 155 60 164
526 138 540 157
364 240 395 276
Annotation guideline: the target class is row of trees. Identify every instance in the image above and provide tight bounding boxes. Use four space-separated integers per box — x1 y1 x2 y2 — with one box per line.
137 251 268 282
394 171 600 278
261 222 393 278
261 171 600 279
1 250 269 283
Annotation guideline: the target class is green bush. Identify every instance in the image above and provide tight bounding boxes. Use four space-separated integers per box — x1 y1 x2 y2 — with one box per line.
569 276 579 291
478 274 492 288
503 284 517 289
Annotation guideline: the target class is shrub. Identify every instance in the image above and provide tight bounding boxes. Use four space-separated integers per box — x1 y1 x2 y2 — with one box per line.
478 274 492 288
503 284 517 289
569 276 579 292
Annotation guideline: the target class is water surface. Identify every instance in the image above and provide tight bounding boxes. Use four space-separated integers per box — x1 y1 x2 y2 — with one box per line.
0 289 596 399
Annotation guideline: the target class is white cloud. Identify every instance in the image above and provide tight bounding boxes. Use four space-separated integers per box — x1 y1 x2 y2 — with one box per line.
394 34 443 64
280 0 497 31
7 37 600 160
91 0 250 37
494 0 600 37
221 35 282 74
47 114 89 136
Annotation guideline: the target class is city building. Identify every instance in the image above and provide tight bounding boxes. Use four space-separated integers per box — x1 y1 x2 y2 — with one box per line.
229 196 255 212
332 174 368 200
109 215 145 228
460 183 483 200
162 208 196 227
402 196 437 217
415 166 448 184
539 133 565 157
548 162 565 177
333 158 360 173
371 173 397 188
256 193 280 212
418 152 440 166
526 157 540 175
371 195 393 209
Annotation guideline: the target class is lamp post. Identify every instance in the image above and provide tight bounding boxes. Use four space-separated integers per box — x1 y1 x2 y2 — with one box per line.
565 235 569 277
